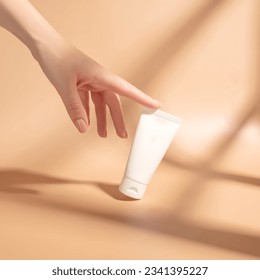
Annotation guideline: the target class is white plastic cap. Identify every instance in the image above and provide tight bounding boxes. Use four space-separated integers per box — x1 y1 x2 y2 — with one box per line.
119 176 147 199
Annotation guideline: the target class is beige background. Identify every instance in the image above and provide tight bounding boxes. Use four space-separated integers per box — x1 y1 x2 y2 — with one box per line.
0 0 260 259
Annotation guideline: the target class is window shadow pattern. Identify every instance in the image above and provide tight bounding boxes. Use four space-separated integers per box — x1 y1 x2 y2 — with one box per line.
0 169 259 258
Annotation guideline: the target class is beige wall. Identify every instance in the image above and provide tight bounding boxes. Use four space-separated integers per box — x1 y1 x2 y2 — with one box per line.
0 0 259 259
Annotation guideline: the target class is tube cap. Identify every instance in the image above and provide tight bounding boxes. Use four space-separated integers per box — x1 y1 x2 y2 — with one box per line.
119 177 147 199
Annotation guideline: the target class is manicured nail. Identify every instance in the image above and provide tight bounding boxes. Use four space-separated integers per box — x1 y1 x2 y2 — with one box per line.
75 119 88 133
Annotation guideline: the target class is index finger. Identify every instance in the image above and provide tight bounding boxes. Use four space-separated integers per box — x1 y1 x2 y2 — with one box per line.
103 73 161 109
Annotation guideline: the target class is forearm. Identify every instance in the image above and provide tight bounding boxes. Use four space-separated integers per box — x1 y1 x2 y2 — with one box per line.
0 0 161 137
0 0 64 56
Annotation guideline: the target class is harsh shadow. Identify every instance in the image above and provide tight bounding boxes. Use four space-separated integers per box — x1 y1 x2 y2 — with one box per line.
164 158 260 187
121 0 231 133
0 169 132 201
163 0 260 213
1 0 259 259
128 0 229 89
0 169 259 257
12 191 260 258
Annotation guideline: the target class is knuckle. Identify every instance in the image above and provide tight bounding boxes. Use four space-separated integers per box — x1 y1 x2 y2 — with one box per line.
104 92 120 106
91 92 101 103
91 93 97 102
67 102 81 112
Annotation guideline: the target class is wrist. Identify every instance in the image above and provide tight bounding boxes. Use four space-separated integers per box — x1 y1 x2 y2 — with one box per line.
0 0 66 60
29 27 67 60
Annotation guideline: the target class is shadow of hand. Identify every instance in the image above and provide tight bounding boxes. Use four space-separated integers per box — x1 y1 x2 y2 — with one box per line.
0 169 132 200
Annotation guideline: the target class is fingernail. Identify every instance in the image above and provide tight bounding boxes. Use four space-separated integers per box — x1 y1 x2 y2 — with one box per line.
100 130 107 138
122 131 128 139
153 99 162 108
75 119 88 133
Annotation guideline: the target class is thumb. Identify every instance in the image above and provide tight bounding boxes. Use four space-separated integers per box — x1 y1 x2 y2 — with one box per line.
61 87 88 133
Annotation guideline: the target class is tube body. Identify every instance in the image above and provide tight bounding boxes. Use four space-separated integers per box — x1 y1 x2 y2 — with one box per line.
119 108 182 199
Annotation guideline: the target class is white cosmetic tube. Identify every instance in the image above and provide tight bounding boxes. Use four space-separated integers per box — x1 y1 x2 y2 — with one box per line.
119 108 182 199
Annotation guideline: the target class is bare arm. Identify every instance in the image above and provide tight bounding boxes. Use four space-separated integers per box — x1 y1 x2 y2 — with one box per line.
0 0 161 137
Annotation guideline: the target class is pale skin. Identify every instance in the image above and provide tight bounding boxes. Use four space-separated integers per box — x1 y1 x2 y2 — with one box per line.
0 0 161 138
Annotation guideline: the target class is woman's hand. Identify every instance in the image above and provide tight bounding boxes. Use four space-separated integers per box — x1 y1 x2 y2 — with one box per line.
0 0 161 137
33 38 161 137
